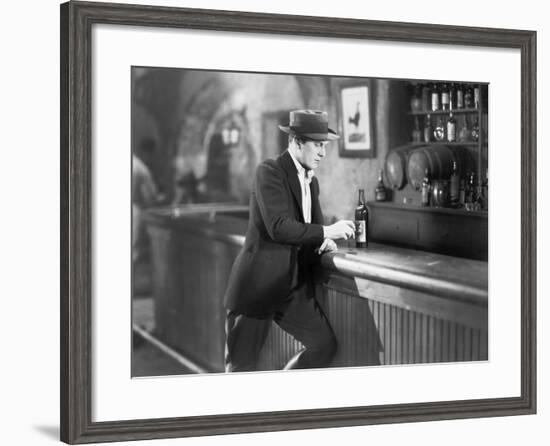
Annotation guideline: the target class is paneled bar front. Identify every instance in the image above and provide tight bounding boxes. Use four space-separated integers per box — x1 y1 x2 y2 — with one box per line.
144 205 487 372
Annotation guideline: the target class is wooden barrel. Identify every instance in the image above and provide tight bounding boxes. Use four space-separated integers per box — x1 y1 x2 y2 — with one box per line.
385 145 417 190
407 145 474 190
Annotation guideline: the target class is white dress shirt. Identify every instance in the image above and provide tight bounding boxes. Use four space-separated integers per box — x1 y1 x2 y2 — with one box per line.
288 150 314 223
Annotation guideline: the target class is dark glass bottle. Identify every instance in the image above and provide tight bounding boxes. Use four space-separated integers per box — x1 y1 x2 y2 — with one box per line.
465 172 476 210
410 84 422 112
447 112 456 142
355 189 368 248
421 168 431 207
449 161 460 205
431 83 440 111
481 168 489 210
375 170 387 202
412 116 422 142
456 83 465 109
458 115 471 142
441 83 450 110
423 114 432 143
471 115 480 141
459 178 466 207
449 83 457 110
474 179 483 211
421 83 430 111
433 116 445 141
464 84 474 108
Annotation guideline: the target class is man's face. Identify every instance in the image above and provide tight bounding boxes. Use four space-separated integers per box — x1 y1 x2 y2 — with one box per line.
296 139 328 171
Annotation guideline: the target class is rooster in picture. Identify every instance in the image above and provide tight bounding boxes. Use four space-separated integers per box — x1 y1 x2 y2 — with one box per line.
348 101 361 128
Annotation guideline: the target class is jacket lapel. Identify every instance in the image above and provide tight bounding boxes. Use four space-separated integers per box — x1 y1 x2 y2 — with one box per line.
278 151 303 221
310 177 323 224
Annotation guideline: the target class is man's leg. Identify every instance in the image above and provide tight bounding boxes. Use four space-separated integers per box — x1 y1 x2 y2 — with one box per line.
225 310 271 372
274 286 337 370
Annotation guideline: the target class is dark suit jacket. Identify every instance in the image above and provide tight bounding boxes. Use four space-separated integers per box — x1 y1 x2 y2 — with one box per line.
223 150 325 318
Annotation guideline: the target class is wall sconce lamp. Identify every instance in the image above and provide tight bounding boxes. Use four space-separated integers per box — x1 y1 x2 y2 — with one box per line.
221 124 240 146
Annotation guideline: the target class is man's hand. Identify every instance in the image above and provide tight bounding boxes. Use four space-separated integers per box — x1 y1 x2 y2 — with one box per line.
323 220 356 241
316 238 338 255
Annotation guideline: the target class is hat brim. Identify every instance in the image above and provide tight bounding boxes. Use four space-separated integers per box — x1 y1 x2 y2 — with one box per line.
278 125 340 141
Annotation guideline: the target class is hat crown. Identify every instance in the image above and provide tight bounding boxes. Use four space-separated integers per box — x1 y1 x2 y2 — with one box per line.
289 110 328 133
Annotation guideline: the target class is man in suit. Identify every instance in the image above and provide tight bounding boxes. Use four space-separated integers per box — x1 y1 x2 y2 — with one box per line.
224 109 356 372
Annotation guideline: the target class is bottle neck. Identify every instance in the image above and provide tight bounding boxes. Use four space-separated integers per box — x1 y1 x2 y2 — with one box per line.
358 190 365 204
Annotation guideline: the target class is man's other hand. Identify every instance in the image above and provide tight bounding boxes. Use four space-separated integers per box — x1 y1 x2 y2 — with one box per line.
316 238 338 255
323 220 356 240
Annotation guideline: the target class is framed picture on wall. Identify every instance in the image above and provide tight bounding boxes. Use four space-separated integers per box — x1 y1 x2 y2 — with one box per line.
61 1 536 444
338 80 375 157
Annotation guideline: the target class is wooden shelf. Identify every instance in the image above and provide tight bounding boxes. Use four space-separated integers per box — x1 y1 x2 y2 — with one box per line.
409 108 483 116
406 141 484 147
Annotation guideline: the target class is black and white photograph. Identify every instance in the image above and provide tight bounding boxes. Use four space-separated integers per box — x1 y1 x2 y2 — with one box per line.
50 0 540 444
131 67 489 377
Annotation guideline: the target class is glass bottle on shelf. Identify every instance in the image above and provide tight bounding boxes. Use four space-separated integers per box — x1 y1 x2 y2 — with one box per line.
410 84 422 112
456 83 465 109
441 83 450 110
433 116 446 141
431 83 440 111
449 161 460 206
474 85 480 109
447 112 456 142
421 83 430 111
464 83 474 108
474 178 483 211
449 83 457 110
458 115 471 142
421 168 431 207
458 178 466 207
481 168 488 210
465 172 476 211
375 170 387 202
412 116 422 143
423 114 432 143
471 115 480 141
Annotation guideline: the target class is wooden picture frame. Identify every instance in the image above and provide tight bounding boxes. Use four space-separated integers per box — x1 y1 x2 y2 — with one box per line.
337 80 376 158
60 1 536 443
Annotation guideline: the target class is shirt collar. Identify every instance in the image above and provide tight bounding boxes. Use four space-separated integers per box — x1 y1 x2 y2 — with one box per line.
288 149 314 182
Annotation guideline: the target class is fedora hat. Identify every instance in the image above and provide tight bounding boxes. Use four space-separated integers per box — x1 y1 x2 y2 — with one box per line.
278 110 339 141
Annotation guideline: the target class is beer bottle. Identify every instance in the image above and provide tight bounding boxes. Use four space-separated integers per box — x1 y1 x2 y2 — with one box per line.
375 170 387 202
464 84 474 108
456 83 465 109
449 83 457 110
474 85 480 109
471 115 480 142
441 83 450 111
459 178 466 207
423 114 432 143
434 116 445 141
412 116 422 143
431 83 440 111
421 168 431 207
355 189 368 248
450 161 460 206
447 112 457 142
482 169 489 210
465 172 476 211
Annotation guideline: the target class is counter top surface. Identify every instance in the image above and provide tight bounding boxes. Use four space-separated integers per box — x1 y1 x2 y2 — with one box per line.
321 242 487 305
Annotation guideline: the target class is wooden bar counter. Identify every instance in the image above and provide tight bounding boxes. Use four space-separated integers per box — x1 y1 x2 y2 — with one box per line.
144 205 488 373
